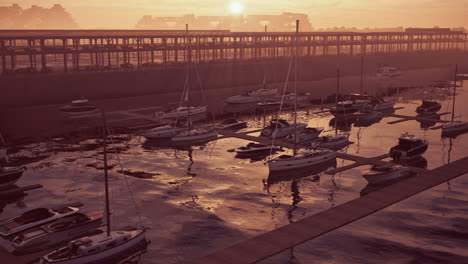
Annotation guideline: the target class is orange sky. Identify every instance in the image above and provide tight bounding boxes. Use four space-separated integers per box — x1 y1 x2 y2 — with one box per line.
5 0 468 29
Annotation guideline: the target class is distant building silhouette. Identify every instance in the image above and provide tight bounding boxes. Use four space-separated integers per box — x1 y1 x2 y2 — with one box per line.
135 13 313 32
0 4 78 29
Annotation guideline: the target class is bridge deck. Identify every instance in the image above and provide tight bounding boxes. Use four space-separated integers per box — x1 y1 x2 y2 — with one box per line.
189 155 468 264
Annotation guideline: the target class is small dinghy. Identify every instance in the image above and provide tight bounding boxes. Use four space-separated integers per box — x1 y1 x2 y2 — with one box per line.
214 119 247 130
0 205 80 237
0 166 26 190
389 133 428 161
59 98 98 118
362 165 411 185
416 100 441 115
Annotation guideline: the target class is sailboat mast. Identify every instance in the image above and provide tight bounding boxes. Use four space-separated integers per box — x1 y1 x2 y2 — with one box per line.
101 110 111 236
451 64 458 122
336 69 340 135
360 55 364 95
186 24 191 131
293 20 299 153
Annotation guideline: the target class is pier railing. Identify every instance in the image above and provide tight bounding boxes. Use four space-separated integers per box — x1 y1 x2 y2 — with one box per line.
0 30 466 75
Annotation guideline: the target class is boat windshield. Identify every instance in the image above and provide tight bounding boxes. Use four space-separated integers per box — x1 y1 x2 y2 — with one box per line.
16 208 55 224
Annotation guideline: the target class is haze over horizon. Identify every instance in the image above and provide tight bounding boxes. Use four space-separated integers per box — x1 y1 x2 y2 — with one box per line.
2 0 467 30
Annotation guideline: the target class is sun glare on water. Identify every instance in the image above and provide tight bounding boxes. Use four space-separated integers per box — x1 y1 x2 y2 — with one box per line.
229 1 244 15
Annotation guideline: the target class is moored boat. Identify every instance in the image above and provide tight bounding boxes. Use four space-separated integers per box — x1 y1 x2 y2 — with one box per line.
235 143 275 156
376 66 401 78
329 101 358 118
225 92 260 104
0 166 26 190
389 133 428 161
441 121 468 136
362 165 411 185
59 98 98 118
260 119 307 138
416 100 441 115
171 129 217 144
142 124 187 139
285 127 323 144
268 151 337 172
156 106 207 119
312 134 351 150
366 97 395 111
9 211 103 254
248 88 277 98
0 206 80 237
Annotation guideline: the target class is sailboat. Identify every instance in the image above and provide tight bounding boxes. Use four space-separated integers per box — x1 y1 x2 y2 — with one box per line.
39 112 149 264
171 25 218 144
248 75 278 98
314 69 351 150
268 20 336 173
441 64 468 136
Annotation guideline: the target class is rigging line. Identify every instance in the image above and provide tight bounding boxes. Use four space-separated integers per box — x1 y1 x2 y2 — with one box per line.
194 63 207 105
106 126 143 228
268 54 295 157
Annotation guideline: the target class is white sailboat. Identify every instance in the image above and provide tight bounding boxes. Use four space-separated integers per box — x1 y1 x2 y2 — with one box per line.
314 69 352 150
442 64 468 136
40 112 149 264
59 98 99 119
268 20 337 173
171 25 218 144
248 75 278 98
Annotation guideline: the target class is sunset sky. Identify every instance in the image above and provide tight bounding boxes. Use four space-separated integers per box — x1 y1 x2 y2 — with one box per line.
4 0 468 29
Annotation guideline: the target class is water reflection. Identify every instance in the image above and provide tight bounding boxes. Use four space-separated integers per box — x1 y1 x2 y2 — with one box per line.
0 185 27 214
417 115 440 129
329 117 357 132
267 159 336 185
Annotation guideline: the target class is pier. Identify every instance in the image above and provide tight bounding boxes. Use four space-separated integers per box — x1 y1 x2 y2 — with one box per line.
0 29 466 74
189 155 468 264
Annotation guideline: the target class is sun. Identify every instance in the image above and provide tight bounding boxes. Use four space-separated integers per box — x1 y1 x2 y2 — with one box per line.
229 1 244 15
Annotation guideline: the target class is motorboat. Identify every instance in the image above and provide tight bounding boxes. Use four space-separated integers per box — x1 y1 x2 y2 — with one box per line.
268 150 336 172
376 66 401 78
39 229 149 264
312 134 351 150
366 97 395 111
156 106 207 119
214 119 247 130
59 98 98 118
142 124 186 139
0 206 80 237
0 166 26 190
285 127 323 144
329 101 358 118
248 88 277 98
171 129 217 144
9 211 103 254
389 133 428 161
225 92 260 104
234 143 276 156
260 119 307 138
416 100 441 115
362 165 411 185
441 121 468 136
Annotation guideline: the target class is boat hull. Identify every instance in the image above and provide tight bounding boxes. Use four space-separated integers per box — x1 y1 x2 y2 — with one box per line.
157 106 206 119
143 126 186 139
171 131 217 143
442 122 468 136
0 167 25 190
40 230 148 264
261 124 307 138
268 152 336 172
390 144 428 161
363 167 410 185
